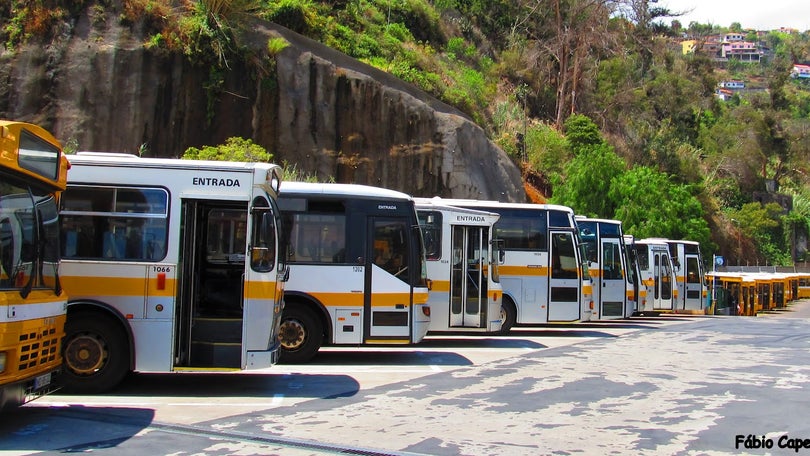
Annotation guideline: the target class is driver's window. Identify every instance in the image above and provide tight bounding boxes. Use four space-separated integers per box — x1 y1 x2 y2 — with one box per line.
374 219 409 282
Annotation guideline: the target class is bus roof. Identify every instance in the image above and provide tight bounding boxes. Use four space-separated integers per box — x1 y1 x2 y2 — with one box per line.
644 237 700 246
636 238 670 248
1 120 61 148
575 217 622 225
425 197 574 214
69 151 281 173
414 198 500 224
1 120 67 189
280 181 413 201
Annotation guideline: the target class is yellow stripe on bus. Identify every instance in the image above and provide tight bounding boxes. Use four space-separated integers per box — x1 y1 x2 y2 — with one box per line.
244 281 281 300
308 292 421 307
364 339 411 345
62 275 175 297
499 265 551 276
414 291 429 305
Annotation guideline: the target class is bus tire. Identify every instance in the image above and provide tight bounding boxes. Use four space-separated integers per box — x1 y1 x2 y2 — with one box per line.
500 297 517 333
278 305 322 364
61 311 129 394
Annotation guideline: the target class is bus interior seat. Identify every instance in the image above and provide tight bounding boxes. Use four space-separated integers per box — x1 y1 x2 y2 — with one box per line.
102 231 126 259
63 230 78 257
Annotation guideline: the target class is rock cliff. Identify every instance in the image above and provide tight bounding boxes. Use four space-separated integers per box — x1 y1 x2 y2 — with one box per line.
0 9 525 201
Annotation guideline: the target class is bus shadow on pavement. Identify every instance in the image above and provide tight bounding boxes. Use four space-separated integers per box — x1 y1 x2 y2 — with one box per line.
508 328 622 338
582 320 665 327
308 349 476 366
102 372 362 399
420 336 547 350
0 405 154 452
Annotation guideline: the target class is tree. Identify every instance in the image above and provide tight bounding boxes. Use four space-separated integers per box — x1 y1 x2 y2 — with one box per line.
609 166 711 248
551 143 626 217
563 113 603 155
726 202 790 265
525 121 571 177
512 0 618 127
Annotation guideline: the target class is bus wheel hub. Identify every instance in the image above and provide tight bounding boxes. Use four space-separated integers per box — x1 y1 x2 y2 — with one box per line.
65 335 105 374
279 320 306 349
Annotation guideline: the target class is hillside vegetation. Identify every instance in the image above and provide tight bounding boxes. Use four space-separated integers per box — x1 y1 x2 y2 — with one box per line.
3 0 810 266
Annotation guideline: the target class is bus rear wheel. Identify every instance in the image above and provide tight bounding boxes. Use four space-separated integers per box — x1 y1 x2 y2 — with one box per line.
278 306 322 364
61 312 129 394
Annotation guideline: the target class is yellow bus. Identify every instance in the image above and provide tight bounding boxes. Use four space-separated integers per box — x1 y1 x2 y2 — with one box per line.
59 152 287 393
797 273 810 299
276 182 430 363
0 120 68 409
706 272 745 315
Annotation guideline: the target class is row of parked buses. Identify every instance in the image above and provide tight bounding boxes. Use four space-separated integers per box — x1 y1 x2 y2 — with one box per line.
3 143 712 398
1 122 743 402
705 270 810 316
55 151 720 394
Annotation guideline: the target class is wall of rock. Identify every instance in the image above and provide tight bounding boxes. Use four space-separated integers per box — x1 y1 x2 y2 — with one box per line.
0 10 525 201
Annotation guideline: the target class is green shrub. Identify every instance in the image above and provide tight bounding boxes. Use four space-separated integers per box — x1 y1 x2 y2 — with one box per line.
265 0 314 35
183 137 273 162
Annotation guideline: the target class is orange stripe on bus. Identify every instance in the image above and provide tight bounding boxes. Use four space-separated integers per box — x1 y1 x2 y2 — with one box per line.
62 275 175 297
499 266 550 276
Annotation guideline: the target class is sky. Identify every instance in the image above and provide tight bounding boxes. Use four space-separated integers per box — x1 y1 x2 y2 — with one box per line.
659 0 810 31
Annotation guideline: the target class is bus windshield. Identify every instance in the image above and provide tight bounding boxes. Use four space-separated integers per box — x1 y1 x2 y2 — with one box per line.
0 172 61 295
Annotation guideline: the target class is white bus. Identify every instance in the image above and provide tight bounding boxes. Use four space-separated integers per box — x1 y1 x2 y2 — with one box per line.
59 152 287 393
415 198 503 334
623 235 645 315
632 238 676 314
576 217 635 319
424 199 593 330
277 182 430 363
662 239 706 312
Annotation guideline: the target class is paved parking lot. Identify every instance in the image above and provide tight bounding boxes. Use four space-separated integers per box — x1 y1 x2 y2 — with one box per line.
4 305 810 455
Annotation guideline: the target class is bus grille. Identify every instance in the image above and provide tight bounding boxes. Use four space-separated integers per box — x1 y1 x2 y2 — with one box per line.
18 327 60 371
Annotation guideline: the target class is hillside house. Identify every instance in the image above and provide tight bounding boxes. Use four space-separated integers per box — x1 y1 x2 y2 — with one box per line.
722 41 761 61
792 64 810 79
715 88 735 101
719 80 745 89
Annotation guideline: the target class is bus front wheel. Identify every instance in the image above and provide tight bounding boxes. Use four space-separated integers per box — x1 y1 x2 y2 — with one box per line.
500 297 517 333
278 305 322 364
61 312 129 394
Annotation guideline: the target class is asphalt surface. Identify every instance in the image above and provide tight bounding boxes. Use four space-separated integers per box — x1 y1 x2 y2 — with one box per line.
3 303 810 455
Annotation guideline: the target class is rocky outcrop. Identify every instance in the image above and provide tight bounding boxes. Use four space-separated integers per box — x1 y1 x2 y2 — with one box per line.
0 8 525 201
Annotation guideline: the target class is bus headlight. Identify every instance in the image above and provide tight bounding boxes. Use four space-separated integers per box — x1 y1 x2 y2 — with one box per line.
0 352 6 373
